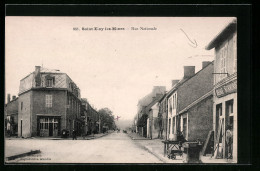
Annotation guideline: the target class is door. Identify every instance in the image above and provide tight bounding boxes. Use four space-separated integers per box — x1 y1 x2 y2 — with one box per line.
183 118 187 140
49 123 53 136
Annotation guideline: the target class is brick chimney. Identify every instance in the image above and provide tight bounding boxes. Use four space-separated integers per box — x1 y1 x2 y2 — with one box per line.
202 61 211 69
35 66 41 87
184 66 195 79
171 80 179 87
7 94 10 103
12 95 16 100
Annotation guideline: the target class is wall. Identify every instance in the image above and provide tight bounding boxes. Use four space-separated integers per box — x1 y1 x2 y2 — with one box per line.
214 32 237 84
32 90 67 136
187 95 213 141
18 91 32 138
177 63 214 112
19 73 34 94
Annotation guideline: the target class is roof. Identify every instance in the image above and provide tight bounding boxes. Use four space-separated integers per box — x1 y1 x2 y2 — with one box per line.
40 67 64 74
205 19 237 50
178 90 213 115
166 61 214 97
20 66 64 81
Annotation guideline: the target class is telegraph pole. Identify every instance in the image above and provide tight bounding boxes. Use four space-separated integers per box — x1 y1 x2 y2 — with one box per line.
99 113 101 133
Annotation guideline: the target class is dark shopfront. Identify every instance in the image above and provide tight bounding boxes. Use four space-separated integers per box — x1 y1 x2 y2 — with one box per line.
37 115 61 137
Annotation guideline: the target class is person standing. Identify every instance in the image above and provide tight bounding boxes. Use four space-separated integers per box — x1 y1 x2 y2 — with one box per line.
226 125 233 159
72 129 77 140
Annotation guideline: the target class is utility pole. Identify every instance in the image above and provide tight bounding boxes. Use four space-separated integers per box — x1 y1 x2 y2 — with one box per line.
99 113 101 133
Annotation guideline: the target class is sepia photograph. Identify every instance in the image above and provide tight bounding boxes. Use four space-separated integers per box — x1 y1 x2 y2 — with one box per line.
5 16 239 164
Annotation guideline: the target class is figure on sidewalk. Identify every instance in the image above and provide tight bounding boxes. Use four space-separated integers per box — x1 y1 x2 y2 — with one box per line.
226 125 233 159
72 129 77 140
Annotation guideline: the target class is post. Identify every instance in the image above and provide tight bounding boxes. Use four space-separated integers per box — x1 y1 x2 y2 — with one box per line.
99 114 101 133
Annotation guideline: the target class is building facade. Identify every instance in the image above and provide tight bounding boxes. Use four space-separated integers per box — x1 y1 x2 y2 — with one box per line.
157 93 168 139
136 86 166 137
18 66 84 138
167 62 214 142
5 95 19 136
206 19 237 162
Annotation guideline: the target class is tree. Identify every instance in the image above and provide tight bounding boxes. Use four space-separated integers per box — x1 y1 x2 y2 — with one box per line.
98 108 116 131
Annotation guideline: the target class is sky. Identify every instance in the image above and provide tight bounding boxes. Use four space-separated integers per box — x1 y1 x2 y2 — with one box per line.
5 17 235 121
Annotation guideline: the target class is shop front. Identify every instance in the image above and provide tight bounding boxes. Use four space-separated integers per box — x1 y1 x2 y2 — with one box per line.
213 74 237 162
37 115 61 137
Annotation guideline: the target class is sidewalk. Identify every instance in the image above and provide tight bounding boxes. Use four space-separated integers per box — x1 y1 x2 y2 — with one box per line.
127 133 234 164
127 133 183 163
5 131 112 141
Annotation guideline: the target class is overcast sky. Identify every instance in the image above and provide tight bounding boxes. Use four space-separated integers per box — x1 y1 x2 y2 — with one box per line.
5 17 234 120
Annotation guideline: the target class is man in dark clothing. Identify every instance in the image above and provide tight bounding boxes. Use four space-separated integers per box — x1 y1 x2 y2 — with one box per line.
226 125 233 159
72 129 77 140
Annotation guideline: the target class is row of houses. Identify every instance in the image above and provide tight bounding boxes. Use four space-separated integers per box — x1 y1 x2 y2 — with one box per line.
5 66 102 138
133 19 237 162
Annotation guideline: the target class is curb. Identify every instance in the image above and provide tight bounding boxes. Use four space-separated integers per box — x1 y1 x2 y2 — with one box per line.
134 141 167 163
6 150 41 161
127 133 150 141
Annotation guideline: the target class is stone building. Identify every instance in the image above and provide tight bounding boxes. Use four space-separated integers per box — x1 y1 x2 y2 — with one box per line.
206 19 237 162
81 98 100 135
166 62 214 142
146 94 164 139
136 86 166 137
18 66 84 138
5 94 19 136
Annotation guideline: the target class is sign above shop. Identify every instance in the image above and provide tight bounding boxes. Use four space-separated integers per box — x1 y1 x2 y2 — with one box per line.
215 80 237 98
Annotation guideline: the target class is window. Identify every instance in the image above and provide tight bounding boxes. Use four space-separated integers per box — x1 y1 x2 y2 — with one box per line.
21 102 23 110
220 44 228 80
47 79 53 87
216 103 222 117
168 98 172 115
46 95 52 107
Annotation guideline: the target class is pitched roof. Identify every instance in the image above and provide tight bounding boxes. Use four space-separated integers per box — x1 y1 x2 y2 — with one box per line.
205 19 237 50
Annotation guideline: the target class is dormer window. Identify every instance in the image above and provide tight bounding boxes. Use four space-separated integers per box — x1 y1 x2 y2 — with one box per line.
45 75 55 88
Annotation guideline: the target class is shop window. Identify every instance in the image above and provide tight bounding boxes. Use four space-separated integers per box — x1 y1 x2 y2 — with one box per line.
216 103 222 116
226 100 234 115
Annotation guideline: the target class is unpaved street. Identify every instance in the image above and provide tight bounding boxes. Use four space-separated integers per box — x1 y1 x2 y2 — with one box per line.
5 132 162 163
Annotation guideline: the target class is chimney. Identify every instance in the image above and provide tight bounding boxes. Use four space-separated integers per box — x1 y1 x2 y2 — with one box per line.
171 80 179 87
202 61 211 69
35 66 41 87
184 66 195 79
7 94 11 103
12 95 16 100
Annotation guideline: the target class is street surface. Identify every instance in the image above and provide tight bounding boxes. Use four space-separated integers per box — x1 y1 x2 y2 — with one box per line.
5 132 162 163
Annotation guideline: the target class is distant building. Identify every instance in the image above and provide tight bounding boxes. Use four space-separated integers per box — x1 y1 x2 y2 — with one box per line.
81 98 99 135
146 94 164 139
136 86 166 137
206 19 237 162
5 94 19 136
18 66 84 138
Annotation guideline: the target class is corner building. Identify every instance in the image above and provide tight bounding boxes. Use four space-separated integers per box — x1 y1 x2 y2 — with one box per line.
206 19 237 162
18 66 83 138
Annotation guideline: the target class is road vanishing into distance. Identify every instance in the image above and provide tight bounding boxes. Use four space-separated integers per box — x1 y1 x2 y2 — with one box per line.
6 132 162 163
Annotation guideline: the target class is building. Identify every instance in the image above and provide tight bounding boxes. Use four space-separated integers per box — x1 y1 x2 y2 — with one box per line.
81 98 100 135
136 86 166 137
206 19 237 162
5 94 19 136
146 94 164 139
158 93 168 139
166 62 214 142
18 66 84 138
